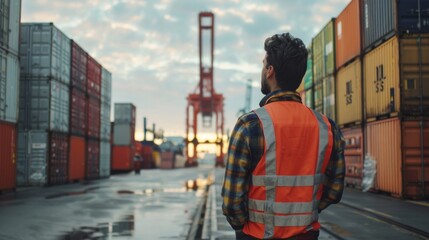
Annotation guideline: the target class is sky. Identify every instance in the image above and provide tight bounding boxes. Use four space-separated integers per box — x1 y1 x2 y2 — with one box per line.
22 0 350 141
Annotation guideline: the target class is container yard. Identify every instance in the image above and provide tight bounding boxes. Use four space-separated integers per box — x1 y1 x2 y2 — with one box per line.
1 0 429 239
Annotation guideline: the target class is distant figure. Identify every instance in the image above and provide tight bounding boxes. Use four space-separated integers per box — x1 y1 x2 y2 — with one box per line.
222 33 345 240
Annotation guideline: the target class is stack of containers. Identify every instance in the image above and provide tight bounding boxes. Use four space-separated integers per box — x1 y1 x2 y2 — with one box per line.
68 41 87 183
99 67 112 178
361 0 429 198
86 55 101 180
304 48 313 108
112 103 135 172
334 0 364 188
0 0 21 193
18 23 70 186
312 19 336 120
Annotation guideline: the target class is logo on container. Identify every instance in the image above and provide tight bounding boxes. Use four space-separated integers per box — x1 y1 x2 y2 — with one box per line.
375 64 385 93
345 80 353 105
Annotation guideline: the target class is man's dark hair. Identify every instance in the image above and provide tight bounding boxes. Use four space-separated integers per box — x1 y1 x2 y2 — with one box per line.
264 33 308 91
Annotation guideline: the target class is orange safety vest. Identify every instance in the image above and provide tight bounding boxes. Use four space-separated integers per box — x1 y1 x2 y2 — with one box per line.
243 101 333 239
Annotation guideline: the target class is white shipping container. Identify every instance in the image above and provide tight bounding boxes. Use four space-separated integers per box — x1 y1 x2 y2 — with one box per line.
99 140 111 178
20 23 71 84
17 130 48 186
113 123 133 145
18 79 69 132
114 103 135 124
0 50 19 123
8 0 21 55
100 101 111 141
101 67 112 102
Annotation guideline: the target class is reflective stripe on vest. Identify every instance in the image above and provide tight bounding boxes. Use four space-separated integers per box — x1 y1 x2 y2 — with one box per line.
250 107 330 238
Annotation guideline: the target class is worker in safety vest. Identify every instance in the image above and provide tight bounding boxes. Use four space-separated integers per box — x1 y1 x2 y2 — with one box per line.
222 33 345 240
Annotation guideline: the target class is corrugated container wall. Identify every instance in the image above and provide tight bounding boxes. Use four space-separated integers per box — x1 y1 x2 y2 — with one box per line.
87 96 100 138
100 67 112 141
303 48 313 90
314 82 323 113
305 88 314 109
335 0 361 69
7 0 21 55
114 103 136 125
343 126 364 188
99 140 111 178
363 0 429 51
0 122 16 192
18 79 70 132
400 35 429 117
69 135 85 182
17 130 69 186
101 68 112 103
71 41 87 91
312 33 324 83
312 19 335 82
0 50 20 123
70 88 86 135
20 23 71 84
112 145 134 171
322 75 335 120
365 118 402 196
336 59 363 126
0 0 10 49
86 138 100 179
364 37 400 119
87 55 101 98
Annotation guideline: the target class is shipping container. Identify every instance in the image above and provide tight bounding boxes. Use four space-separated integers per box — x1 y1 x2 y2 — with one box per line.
400 35 429 117
0 0 10 49
112 145 134 171
20 23 71 84
17 130 68 186
86 138 100 180
100 102 111 141
335 0 361 69
113 123 134 146
342 126 364 188
314 82 323 113
312 19 335 82
336 58 363 126
87 55 101 98
139 141 154 169
304 48 313 90
87 96 100 138
364 37 400 119
0 121 16 192
160 151 175 169
366 117 429 198
114 103 136 125
304 88 314 109
362 0 429 51
99 140 111 178
0 51 19 123
71 41 87 91
18 79 70 132
7 0 21 55
70 88 86 136
101 67 112 102
68 135 85 182
322 74 335 120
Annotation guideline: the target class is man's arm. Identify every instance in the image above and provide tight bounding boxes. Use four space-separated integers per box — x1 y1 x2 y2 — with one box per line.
221 117 251 230
318 119 346 212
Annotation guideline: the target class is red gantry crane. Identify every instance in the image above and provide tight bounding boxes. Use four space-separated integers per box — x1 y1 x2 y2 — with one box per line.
185 12 225 167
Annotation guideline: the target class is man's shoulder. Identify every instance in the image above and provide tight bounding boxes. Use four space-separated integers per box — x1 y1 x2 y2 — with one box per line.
236 110 261 127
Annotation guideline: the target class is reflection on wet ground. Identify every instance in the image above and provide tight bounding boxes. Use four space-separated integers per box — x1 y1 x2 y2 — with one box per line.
46 187 103 199
58 215 135 240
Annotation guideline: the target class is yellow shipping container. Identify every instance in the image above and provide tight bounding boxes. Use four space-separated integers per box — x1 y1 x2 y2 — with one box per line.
336 58 362 126
364 37 400 119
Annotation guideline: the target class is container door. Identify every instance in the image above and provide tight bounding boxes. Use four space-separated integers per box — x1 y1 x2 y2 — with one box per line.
0 123 16 191
5 53 19 123
99 140 111 178
8 0 20 56
28 131 48 186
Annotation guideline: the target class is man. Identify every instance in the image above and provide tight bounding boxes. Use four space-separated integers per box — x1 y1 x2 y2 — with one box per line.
222 33 345 240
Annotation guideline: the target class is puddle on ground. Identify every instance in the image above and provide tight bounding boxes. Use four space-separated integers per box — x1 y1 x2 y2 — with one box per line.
45 187 102 199
57 215 134 240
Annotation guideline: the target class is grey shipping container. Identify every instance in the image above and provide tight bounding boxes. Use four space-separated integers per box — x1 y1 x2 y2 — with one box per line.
99 140 111 178
101 67 112 103
113 123 133 146
100 102 111 141
0 50 19 123
114 103 135 125
19 79 69 132
17 130 68 186
20 23 71 84
7 0 21 55
0 0 10 49
362 0 429 52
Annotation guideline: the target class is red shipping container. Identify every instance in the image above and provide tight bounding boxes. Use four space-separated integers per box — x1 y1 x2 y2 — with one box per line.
0 122 16 192
335 0 361 69
86 138 100 180
71 41 87 91
48 132 69 185
87 55 101 98
141 143 154 169
87 96 100 138
160 151 175 169
112 145 134 171
69 135 85 182
70 88 87 136
342 126 364 188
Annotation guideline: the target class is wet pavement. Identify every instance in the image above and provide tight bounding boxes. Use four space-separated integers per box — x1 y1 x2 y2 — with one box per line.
0 166 213 240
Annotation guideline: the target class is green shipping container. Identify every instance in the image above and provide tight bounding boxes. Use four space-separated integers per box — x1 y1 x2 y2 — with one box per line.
314 82 323 113
312 19 336 83
304 48 313 90
305 88 314 109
